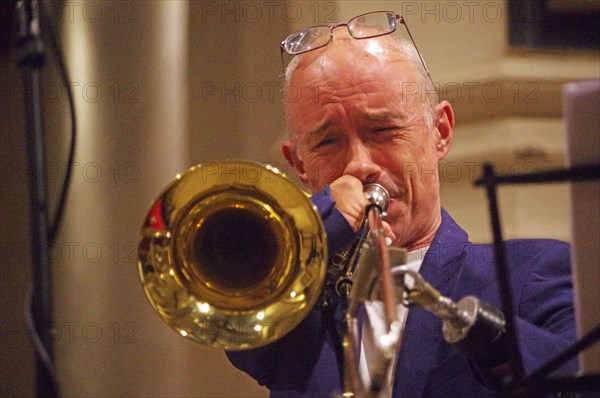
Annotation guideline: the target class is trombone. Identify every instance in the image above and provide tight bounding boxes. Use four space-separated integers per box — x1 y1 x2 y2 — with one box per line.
137 160 502 397
137 160 403 396
138 161 327 350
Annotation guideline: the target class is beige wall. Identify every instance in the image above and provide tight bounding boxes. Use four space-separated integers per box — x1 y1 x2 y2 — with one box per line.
1 1 598 397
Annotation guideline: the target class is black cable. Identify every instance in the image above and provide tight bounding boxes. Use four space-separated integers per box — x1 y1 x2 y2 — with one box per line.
24 284 61 396
39 0 77 245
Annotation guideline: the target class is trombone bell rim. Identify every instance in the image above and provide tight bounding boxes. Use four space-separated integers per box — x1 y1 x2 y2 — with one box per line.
137 161 327 350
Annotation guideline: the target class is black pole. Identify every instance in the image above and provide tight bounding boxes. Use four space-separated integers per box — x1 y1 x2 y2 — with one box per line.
481 164 525 388
15 0 59 396
474 163 600 395
474 163 600 186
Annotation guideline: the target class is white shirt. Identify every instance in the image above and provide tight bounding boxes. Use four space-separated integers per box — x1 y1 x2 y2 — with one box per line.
358 246 429 396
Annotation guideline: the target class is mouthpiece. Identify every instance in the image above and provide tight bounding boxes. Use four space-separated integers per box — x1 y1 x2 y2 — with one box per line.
363 183 390 212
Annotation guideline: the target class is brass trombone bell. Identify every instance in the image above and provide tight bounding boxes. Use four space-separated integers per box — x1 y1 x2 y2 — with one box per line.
137 161 327 350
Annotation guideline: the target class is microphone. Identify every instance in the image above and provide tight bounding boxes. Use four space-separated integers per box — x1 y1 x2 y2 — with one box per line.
400 268 509 368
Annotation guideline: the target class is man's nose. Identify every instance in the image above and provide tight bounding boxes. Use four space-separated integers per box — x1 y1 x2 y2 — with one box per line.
342 140 381 183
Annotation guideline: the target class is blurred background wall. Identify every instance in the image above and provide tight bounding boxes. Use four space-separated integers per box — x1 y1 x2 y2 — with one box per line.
1 1 598 397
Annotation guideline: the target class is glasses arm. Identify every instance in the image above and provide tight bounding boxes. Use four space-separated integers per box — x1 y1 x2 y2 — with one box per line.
399 15 434 86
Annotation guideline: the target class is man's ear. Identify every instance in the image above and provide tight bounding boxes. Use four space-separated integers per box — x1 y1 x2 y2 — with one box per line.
282 140 309 186
434 100 455 161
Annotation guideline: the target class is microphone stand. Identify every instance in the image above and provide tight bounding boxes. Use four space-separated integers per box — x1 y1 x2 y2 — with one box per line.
15 0 59 396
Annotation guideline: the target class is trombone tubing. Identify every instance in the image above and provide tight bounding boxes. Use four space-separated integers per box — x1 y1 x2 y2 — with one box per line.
368 205 398 325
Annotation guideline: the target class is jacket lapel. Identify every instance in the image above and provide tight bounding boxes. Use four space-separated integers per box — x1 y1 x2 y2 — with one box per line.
392 209 468 398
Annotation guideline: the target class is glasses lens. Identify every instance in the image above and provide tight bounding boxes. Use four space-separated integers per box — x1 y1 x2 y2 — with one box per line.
283 26 331 55
348 12 396 39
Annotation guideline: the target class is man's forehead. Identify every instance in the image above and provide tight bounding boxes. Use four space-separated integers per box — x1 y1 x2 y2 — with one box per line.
287 59 422 111
292 34 407 72
288 45 420 100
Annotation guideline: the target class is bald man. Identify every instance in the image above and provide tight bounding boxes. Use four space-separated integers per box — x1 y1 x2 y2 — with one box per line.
227 13 577 397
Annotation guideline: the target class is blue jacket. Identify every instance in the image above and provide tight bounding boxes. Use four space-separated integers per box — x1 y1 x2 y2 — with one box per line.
227 190 577 397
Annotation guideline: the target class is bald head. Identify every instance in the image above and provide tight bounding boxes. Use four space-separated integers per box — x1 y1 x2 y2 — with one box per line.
283 31 438 137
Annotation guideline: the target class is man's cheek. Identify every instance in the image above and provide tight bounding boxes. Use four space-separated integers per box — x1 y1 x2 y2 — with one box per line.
307 162 343 186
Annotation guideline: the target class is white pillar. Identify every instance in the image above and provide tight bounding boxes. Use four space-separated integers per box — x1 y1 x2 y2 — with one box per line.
55 1 197 395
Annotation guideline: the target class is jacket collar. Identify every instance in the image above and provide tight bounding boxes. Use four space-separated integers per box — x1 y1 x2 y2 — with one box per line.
418 208 468 294
392 208 469 397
